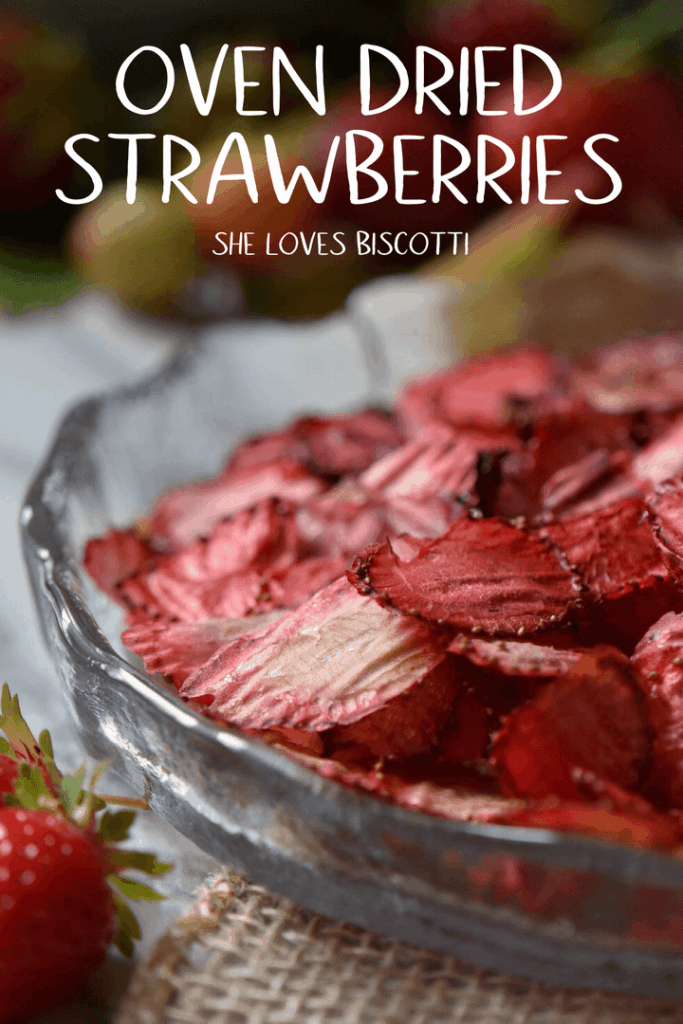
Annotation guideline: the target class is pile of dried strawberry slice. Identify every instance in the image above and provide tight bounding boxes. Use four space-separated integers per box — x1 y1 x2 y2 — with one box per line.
85 335 683 854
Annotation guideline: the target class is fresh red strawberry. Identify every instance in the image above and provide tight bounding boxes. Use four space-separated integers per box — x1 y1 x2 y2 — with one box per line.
0 808 116 1023
0 755 18 796
0 685 171 1023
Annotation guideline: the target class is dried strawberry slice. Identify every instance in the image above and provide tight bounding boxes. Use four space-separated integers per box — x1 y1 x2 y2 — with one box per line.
490 647 648 800
450 635 584 677
574 334 683 416
120 567 264 622
265 556 347 609
396 345 563 435
295 487 386 557
439 688 491 763
122 612 286 687
360 424 519 510
633 412 683 487
351 517 579 636
83 528 158 604
329 657 460 761
631 611 683 808
180 576 447 731
539 448 632 518
144 460 326 549
224 411 403 478
648 478 683 573
542 497 682 650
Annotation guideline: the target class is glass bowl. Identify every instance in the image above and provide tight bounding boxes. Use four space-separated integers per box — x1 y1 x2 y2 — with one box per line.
20 287 683 998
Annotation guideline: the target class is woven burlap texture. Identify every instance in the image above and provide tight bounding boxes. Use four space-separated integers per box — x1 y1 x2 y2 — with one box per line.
113 872 683 1024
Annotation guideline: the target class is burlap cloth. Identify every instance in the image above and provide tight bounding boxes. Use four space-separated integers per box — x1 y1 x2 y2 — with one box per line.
113 872 683 1024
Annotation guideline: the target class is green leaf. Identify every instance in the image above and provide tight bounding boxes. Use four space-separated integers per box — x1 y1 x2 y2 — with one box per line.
108 874 167 902
0 685 40 762
98 809 136 843
0 738 16 760
107 849 173 876
110 889 141 958
59 769 85 815
38 730 54 761
12 764 58 812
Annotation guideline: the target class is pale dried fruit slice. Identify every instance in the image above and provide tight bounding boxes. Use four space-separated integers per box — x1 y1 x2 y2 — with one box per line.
144 460 326 548
122 612 286 687
180 577 446 730
450 635 584 677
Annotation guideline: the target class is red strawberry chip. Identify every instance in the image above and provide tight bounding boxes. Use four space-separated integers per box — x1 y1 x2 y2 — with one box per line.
329 657 460 761
265 556 347 609
648 478 683 577
633 412 683 487
450 635 584 678
224 411 403 478
491 647 648 800
439 688 491 764
542 497 682 649
120 567 264 622
122 611 286 687
352 517 579 636
574 335 683 416
144 460 326 548
539 448 632 518
396 345 563 434
180 577 446 731
83 528 157 604
632 611 683 808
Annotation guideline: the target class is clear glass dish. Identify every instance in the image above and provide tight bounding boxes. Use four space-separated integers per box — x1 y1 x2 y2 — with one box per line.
20 291 683 998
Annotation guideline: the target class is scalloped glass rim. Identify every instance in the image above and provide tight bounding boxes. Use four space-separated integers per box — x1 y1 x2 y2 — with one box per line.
20 314 683 998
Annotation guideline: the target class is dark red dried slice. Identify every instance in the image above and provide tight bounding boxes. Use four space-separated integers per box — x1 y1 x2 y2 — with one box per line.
439 689 491 763
632 612 683 808
144 460 326 548
83 528 158 604
542 498 682 650
352 517 579 636
493 396 637 520
180 577 446 730
491 647 648 800
122 612 285 687
329 657 460 761
648 478 683 575
396 345 562 435
501 802 681 851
